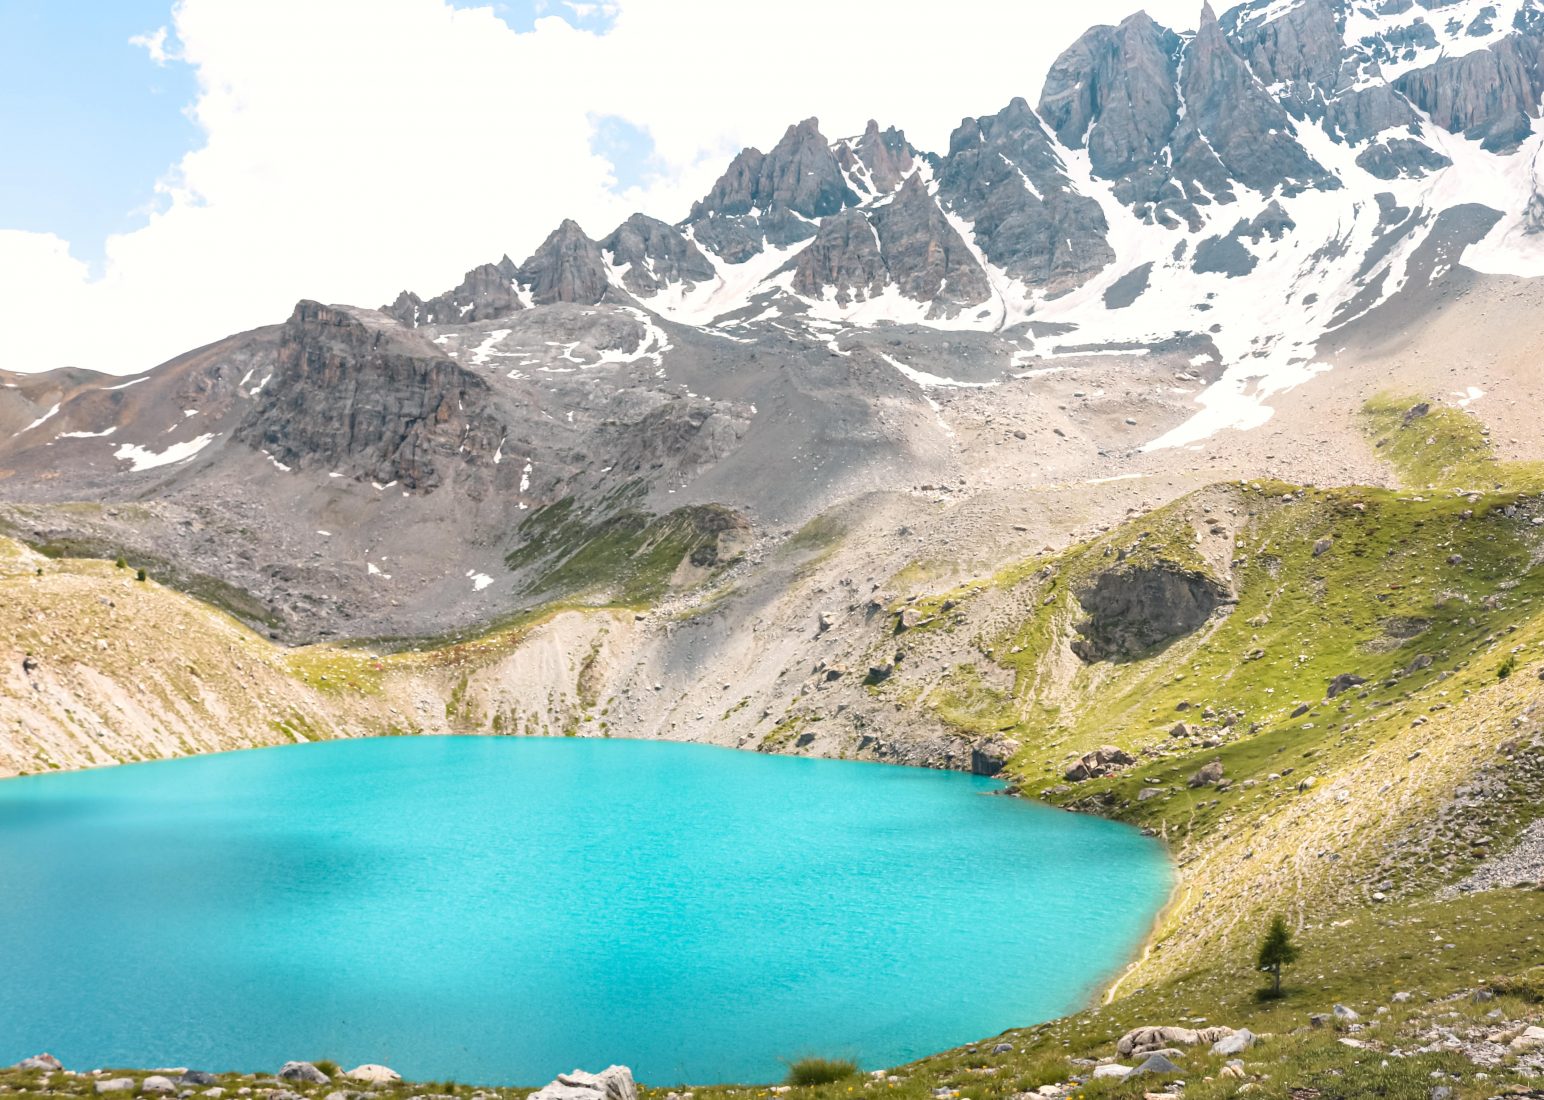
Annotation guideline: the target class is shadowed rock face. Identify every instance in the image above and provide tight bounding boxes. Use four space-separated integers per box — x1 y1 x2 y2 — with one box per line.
1178 4 1337 197
1071 564 1231 662
1395 35 1544 151
937 97 1114 293
235 301 501 491
792 209 887 305
519 219 610 306
871 172 992 314
1040 13 1183 193
791 173 991 313
600 214 716 296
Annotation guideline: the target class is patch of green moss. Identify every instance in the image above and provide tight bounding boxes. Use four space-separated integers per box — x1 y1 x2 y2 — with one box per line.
506 497 745 607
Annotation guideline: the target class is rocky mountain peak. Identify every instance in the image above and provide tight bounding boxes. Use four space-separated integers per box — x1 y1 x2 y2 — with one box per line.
600 213 716 297
850 119 916 193
519 219 610 305
689 117 857 224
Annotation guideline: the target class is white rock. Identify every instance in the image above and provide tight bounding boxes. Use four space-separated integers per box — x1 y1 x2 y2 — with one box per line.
1511 1025 1544 1051
530 1066 637 1100
1212 1029 1255 1055
141 1077 177 1094
96 1079 136 1093
1092 1064 1131 1079
346 1065 401 1085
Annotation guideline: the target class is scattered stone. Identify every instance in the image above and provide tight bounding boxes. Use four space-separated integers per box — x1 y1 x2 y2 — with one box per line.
1333 1003 1361 1022
1130 1053 1181 1077
1212 1028 1255 1055
96 1080 136 1094
180 1073 217 1087
1309 1014 1332 1028
141 1077 177 1094
1092 1065 1131 1079
1326 673 1366 699
990 1043 1014 1054
1290 703 1310 718
1188 759 1224 788
1392 991 1414 1003
1138 787 1166 801
1313 537 1333 557
277 1064 330 1086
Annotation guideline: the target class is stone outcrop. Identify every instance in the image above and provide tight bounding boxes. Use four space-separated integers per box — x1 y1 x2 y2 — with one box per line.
791 209 887 305
871 172 992 313
1176 4 1336 201
971 736 1020 777
235 301 502 491
1118 1025 1237 1057
1065 745 1137 782
1072 564 1230 662
384 255 523 327
1040 13 1185 220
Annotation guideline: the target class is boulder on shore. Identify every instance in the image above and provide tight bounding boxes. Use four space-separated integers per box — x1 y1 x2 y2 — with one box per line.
531 1066 638 1100
278 1063 331 1085
10 1054 63 1072
346 1065 401 1085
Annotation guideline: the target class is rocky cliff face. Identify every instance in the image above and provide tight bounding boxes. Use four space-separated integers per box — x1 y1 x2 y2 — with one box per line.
937 97 1115 292
600 214 716 297
235 301 502 491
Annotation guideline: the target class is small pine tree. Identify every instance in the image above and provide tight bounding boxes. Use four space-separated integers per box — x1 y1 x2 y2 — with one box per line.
135 567 147 583
114 556 126 569
1257 914 1299 997
1499 653 1517 680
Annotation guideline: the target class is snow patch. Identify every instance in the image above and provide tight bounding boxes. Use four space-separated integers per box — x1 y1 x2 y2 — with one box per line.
114 433 217 472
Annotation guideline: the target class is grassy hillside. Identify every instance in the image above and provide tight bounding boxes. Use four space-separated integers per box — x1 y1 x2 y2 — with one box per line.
862 396 1544 994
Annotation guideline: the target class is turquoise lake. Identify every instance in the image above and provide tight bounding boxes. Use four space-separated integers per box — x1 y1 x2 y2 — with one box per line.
0 737 1170 1085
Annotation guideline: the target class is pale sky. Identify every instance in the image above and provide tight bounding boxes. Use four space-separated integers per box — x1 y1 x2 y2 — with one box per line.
0 0 1205 374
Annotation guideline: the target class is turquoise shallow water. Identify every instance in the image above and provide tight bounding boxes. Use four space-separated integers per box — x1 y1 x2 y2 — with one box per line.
0 737 1169 1085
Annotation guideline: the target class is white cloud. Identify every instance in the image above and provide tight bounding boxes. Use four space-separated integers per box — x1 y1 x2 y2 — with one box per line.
129 25 174 66
0 0 1202 375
